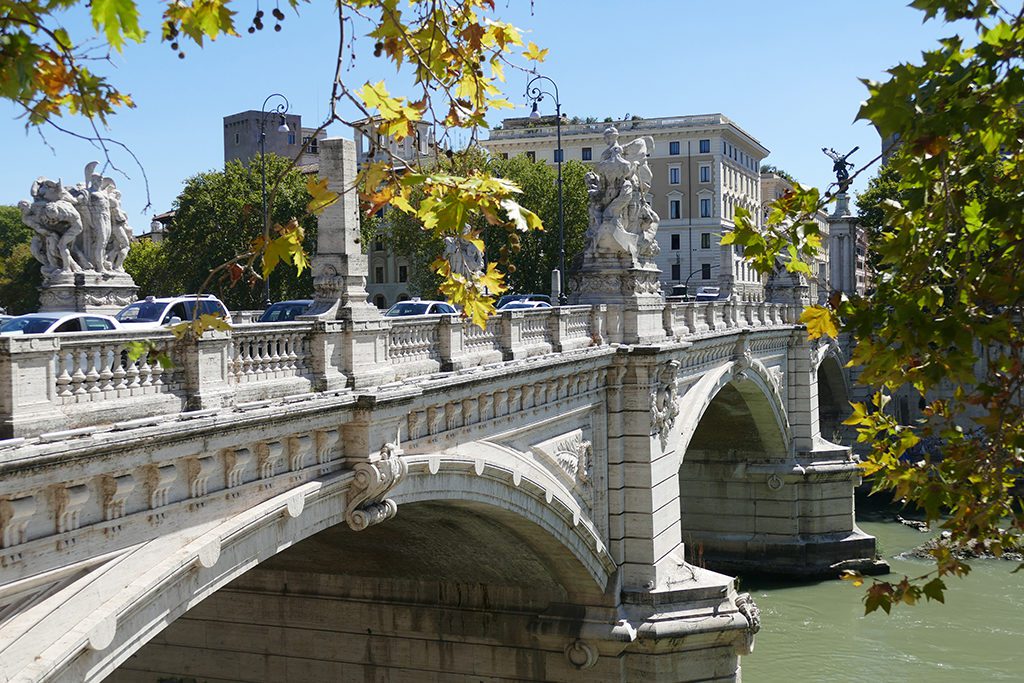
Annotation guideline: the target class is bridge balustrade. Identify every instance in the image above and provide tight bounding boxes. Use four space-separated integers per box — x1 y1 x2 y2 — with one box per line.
0 301 803 439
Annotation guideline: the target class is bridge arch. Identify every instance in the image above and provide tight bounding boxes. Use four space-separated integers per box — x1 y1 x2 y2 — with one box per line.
673 359 792 571
13 455 614 682
816 347 850 443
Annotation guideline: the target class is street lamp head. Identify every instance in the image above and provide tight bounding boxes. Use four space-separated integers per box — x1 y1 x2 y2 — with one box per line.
529 101 541 120
277 115 289 133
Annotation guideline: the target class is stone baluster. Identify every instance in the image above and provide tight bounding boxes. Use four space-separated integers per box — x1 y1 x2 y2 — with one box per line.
137 351 153 389
97 346 114 393
70 350 88 396
55 351 73 398
84 349 101 396
150 345 165 388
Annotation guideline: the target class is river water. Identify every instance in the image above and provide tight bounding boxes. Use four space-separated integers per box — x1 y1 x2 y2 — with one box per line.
741 508 1023 682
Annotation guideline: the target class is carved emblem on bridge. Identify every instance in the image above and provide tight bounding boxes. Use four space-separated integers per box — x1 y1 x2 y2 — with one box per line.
650 360 681 448
552 432 593 486
345 442 408 531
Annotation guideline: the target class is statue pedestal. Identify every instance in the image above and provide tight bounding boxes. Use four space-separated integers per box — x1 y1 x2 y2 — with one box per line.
39 271 138 315
570 256 665 345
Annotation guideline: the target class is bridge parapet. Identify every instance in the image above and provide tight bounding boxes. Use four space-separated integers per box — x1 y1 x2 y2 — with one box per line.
0 300 803 439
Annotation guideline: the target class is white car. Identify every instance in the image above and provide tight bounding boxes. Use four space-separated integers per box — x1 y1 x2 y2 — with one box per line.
500 301 552 310
0 312 121 335
116 295 232 330
384 300 458 317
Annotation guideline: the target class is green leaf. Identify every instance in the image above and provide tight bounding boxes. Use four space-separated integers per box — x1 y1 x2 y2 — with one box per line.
91 0 147 51
922 578 946 603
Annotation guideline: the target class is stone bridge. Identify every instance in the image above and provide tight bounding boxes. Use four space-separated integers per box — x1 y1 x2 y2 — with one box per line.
0 139 877 683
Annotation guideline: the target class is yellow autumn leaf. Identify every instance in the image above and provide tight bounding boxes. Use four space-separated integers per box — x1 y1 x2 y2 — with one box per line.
840 570 864 587
306 177 338 215
799 305 838 340
197 313 231 333
523 41 548 62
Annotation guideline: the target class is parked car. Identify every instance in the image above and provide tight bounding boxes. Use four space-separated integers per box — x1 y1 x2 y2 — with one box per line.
257 299 313 323
0 312 121 335
694 286 721 302
496 294 551 309
115 295 232 330
500 301 553 310
384 300 458 317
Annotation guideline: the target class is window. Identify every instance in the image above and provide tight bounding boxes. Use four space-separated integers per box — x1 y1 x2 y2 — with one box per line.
699 139 710 154
670 234 680 250
702 263 712 279
302 136 319 154
669 200 681 220
701 233 711 249
373 294 388 309
55 319 81 333
398 265 408 283
374 266 385 284
500 152 509 160
373 238 384 252
554 148 563 163
199 300 227 318
582 147 592 161
234 132 240 145
669 141 680 155
288 132 296 145
671 263 680 280
699 165 710 183
84 317 115 331
700 198 712 218
525 151 536 162
669 167 680 185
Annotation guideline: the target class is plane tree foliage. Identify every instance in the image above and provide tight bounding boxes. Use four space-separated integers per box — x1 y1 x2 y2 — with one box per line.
371 149 589 301
0 0 549 328
725 0 1024 612
164 155 318 309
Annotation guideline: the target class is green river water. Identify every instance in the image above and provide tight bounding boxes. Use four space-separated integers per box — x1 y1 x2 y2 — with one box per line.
741 511 1023 682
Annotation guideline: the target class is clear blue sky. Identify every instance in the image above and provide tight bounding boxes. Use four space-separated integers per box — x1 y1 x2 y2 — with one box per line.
0 1 968 230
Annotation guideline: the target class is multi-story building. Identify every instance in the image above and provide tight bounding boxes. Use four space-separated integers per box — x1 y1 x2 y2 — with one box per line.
482 114 770 301
223 110 326 169
759 171 831 304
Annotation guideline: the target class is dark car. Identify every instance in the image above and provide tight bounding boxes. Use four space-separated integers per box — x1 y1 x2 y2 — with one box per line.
258 299 314 323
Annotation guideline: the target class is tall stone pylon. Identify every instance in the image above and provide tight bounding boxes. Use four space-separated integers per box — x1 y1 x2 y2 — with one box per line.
300 137 394 389
303 137 379 321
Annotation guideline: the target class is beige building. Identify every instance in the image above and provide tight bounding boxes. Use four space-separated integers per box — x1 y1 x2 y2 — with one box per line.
760 171 831 305
483 114 770 301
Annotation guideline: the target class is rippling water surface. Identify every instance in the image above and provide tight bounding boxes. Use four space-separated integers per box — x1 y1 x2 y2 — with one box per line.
741 514 1023 682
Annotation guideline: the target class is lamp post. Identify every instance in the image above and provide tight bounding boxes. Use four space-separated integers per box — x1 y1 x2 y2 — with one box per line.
259 93 290 308
683 263 719 298
525 74 567 306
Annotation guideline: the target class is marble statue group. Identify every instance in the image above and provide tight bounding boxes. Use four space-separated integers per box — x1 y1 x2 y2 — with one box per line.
583 126 660 266
18 162 133 282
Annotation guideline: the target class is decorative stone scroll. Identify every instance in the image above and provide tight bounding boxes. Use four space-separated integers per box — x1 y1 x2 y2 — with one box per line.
344 442 408 531
735 593 762 634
